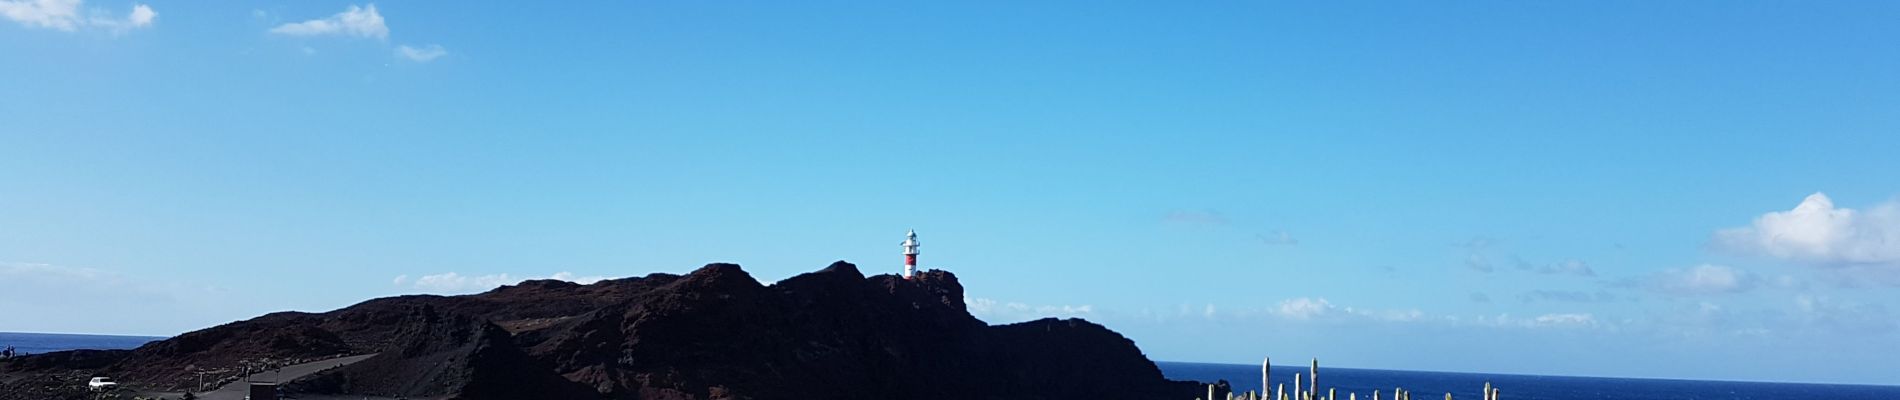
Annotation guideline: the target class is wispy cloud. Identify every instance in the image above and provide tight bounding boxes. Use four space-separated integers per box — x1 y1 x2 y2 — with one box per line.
1529 313 1600 328
397 271 609 294
1475 313 1604 329
1258 230 1298 246
0 0 155 33
1465 253 1494 272
1653 264 1756 295
1603 264 1758 296
1458 237 1496 273
87 2 151 33
1269 297 1425 322
270 4 387 39
395 44 446 62
1273 297 1335 319
966 296 1094 323
1518 289 1616 303
1519 258 1596 277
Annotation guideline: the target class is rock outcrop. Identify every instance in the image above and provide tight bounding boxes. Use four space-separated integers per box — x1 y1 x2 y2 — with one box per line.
3 261 1209 400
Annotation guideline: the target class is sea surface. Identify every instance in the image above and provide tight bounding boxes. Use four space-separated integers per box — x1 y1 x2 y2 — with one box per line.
1158 362 1900 400
0 332 165 356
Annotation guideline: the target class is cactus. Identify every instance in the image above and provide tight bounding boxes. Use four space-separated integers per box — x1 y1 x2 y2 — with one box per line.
1278 383 1286 400
1309 358 1319 399
1445 393 1453 400
1209 384 1216 400
1294 373 1302 400
1373 390 1380 400
1329 388 1336 400
1263 357 1271 400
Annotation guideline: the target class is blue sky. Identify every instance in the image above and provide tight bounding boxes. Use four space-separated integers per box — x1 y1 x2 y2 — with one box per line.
4 0 1900 386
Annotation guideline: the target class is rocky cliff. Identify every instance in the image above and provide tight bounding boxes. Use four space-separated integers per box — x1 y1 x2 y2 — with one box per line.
2 261 1216 400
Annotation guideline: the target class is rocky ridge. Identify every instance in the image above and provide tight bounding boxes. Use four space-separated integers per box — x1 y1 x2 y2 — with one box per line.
1 261 1219 400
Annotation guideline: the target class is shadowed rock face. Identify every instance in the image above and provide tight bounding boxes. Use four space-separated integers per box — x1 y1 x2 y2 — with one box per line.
4 261 1211 400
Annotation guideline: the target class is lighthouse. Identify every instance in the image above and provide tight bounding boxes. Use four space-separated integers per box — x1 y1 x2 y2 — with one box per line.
901 230 920 279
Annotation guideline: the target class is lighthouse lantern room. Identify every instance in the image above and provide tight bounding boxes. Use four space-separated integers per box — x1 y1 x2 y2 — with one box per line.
902 230 920 279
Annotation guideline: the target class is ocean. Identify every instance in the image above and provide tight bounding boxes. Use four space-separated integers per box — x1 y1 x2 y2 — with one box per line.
0 332 165 356
1157 362 1900 400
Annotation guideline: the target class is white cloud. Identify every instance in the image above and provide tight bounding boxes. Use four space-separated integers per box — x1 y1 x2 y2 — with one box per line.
89 3 152 33
1268 297 1425 322
395 44 446 62
0 0 80 30
127 3 150 23
1274 297 1336 320
399 271 608 294
547 271 607 284
0 0 154 32
1477 313 1603 329
270 4 387 39
1715 193 1900 267
1654 264 1755 295
1518 289 1615 303
965 296 1093 323
1530 313 1600 328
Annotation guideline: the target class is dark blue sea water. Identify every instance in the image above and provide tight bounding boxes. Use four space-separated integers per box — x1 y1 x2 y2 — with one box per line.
0 332 165 356
1158 362 1900 400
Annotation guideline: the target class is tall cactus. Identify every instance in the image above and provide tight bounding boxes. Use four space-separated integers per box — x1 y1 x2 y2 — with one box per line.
1294 373 1302 400
1278 383 1286 400
1262 357 1271 400
1309 358 1319 399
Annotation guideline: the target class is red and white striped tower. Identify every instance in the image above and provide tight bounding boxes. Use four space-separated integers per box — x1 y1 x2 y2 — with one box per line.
901 230 920 279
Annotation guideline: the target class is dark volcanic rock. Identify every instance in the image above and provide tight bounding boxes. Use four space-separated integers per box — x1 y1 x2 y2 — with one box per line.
27 261 1207 400
287 306 595 400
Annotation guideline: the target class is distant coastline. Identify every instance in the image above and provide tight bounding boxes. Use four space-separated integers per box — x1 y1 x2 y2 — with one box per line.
0 332 166 356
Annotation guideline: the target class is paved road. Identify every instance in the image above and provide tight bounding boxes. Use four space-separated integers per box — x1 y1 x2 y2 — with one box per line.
194 354 378 400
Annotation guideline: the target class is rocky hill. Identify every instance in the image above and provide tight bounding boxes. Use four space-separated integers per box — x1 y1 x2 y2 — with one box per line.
1 261 1219 400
